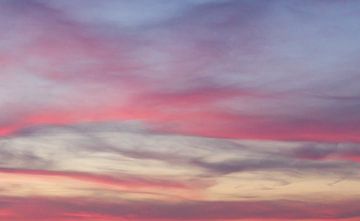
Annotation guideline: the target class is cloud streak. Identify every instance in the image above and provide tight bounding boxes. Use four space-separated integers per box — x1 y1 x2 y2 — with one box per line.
0 167 194 190
1 196 360 220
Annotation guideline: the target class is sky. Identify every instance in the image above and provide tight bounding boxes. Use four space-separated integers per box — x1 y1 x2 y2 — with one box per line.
0 0 360 220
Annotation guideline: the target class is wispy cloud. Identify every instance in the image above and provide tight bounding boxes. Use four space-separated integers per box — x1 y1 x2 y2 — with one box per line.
1 196 360 220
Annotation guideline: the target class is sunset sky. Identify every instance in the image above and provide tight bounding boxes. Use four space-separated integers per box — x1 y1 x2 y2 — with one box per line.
0 0 360 220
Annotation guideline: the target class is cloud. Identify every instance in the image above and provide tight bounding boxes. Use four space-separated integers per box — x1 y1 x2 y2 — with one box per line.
0 167 198 191
0 196 360 220
1 0 360 219
289 143 360 163
191 156 360 176
2 122 359 178
1 0 360 142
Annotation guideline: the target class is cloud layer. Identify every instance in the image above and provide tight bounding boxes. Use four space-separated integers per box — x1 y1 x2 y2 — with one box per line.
1 0 360 220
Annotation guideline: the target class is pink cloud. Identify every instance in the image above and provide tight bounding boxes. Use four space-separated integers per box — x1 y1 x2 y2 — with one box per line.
1 0 360 143
0 196 360 220
0 168 193 190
